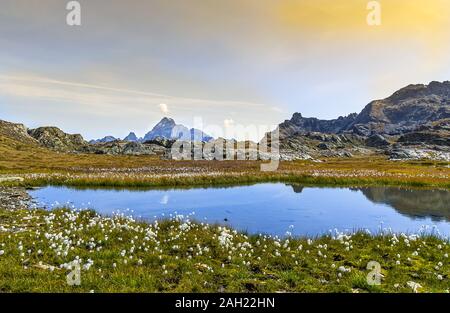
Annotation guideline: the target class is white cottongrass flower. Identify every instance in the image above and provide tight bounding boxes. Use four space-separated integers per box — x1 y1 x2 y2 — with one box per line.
407 281 422 293
338 266 351 273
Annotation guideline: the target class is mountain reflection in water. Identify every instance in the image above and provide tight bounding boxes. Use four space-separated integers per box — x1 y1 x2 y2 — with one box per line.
289 185 450 222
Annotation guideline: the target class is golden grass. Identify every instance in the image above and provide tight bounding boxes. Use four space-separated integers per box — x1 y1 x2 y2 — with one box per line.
1 135 449 188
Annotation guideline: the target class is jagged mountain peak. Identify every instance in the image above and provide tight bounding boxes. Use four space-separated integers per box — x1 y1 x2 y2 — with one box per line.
156 117 176 127
123 132 138 142
143 117 213 142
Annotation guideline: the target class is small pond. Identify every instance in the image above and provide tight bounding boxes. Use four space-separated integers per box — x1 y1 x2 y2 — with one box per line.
29 183 450 237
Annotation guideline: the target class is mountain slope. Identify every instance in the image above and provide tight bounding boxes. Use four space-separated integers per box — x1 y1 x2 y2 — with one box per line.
346 81 450 135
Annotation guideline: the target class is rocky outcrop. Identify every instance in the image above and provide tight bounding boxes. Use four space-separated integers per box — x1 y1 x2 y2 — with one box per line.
0 187 34 210
396 119 450 147
275 130 370 160
398 132 450 146
28 127 89 153
143 136 176 149
89 140 167 156
388 146 450 161
365 134 391 148
277 112 357 139
0 120 37 145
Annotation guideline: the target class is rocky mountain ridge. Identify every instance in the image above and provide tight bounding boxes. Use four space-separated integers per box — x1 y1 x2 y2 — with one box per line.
276 81 450 161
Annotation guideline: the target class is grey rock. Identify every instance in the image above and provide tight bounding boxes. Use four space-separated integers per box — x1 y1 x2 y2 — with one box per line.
89 140 167 156
388 147 450 161
144 136 176 148
277 112 358 139
0 187 34 210
365 134 390 147
28 127 88 152
317 143 330 150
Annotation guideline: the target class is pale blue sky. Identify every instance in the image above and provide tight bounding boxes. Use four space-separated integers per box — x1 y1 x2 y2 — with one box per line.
1 0 449 140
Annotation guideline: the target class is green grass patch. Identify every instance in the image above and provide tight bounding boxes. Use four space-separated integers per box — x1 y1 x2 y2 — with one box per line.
0 208 448 293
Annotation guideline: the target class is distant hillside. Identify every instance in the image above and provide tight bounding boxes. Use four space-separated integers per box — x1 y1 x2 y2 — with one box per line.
0 120 58 170
89 136 119 144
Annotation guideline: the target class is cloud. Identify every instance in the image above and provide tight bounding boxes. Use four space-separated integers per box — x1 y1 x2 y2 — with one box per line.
0 73 283 141
224 118 234 128
159 103 169 114
160 194 169 205
0 74 268 109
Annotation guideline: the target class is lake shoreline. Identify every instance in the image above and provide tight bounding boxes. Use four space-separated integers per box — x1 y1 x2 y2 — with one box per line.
2 169 450 190
0 187 34 210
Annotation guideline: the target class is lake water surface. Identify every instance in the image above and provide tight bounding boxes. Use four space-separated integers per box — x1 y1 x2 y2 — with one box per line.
29 184 450 237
